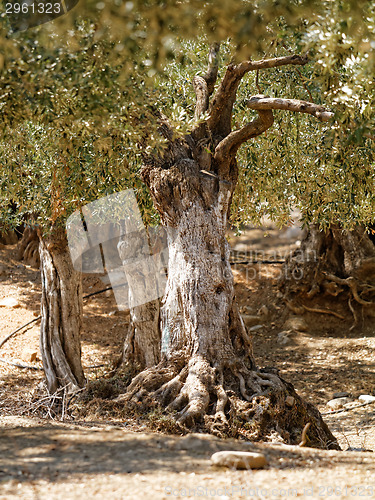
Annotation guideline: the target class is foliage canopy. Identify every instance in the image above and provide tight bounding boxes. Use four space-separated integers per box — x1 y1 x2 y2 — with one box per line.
0 0 374 231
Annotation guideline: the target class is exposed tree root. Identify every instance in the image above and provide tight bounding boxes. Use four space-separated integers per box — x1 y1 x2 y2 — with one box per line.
116 354 340 450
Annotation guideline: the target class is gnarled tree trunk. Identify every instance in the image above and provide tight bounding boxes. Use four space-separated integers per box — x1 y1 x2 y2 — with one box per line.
39 227 85 394
117 48 339 449
282 224 375 325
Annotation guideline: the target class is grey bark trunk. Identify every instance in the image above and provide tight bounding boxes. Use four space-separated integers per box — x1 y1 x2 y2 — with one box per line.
283 224 375 294
143 158 255 370
118 228 162 369
39 228 85 393
161 193 254 368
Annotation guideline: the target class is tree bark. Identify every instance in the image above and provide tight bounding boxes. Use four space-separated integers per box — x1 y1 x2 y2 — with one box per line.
39 227 85 394
117 227 162 369
118 156 339 448
116 52 339 449
282 224 375 323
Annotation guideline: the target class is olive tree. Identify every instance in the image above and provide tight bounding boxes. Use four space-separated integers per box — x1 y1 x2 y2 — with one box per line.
0 0 373 445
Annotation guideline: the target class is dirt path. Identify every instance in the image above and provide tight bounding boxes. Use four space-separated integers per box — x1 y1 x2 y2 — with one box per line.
1 417 374 499
1 226 375 498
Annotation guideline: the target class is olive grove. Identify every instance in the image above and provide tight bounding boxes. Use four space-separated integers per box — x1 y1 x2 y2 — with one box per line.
0 0 374 446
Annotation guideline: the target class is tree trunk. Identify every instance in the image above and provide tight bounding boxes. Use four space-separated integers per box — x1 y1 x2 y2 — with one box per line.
116 224 164 370
282 225 375 319
115 51 341 448
39 228 85 394
118 157 339 449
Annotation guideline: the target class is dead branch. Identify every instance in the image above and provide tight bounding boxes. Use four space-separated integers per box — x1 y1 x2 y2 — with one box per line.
246 96 334 122
193 76 209 121
236 54 309 76
207 54 309 134
204 42 221 95
299 422 311 447
348 297 358 331
193 42 220 125
214 93 333 162
323 272 374 306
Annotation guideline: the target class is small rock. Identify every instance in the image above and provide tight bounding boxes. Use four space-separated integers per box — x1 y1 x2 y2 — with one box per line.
258 305 269 318
358 395 375 404
249 324 263 332
333 392 350 399
0 297 21 308
284 316 308 332
277 331 291 345
327 397 352 410
211 451 267 469
29 352 38 362
242 315 261 328
285 396 295 407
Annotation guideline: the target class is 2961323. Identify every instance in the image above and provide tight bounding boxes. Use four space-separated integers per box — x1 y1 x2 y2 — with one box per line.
5 2 62 14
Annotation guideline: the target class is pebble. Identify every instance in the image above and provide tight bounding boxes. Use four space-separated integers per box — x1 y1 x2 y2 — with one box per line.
277 331 291 345
285 396 295 407
333 392 350 399
358 395 375 404
258 305 269 318
242 315 261 328
211 451 267 469
249 324 263 332
0 297 21 308
284 316 308 332
327 397 352 410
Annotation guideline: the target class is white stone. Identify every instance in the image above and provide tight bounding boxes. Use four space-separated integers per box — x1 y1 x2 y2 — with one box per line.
211 451 267 469
358 395 375 404
284 316 308 332
0 297 21 308
241 314 261 328
327 397 352 410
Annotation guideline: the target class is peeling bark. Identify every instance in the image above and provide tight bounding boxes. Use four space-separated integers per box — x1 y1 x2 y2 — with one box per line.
39 228 85 394
118 50 339 449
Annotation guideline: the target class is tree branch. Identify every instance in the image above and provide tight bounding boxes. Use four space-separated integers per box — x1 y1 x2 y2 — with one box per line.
214 106 274 162
193 76 209 121
246 96 334 122
193 42 220 122
207 54 309 136
236 54 309 76
214 93 333 162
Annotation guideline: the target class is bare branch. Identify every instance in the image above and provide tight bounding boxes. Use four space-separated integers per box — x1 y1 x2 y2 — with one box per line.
193 42 220 122
207 54 309 136
214 92 334 162
214 105 274 162
204 42 220 95
193 76 209 121
246 96 334 122
235 54 309 77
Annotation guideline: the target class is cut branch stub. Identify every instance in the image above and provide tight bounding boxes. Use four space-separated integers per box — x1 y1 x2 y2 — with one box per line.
246 96 334 122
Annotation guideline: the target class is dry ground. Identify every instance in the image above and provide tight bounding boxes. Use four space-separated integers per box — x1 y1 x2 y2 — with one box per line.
0 226 374 499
